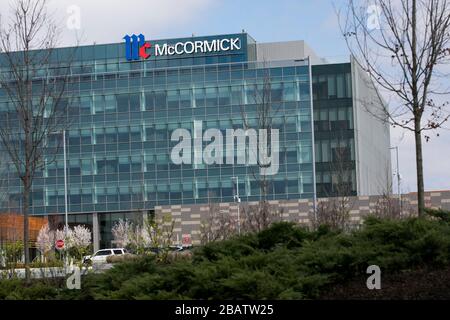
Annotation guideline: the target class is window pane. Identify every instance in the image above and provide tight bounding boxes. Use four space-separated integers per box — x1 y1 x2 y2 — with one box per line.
322 141 330 162
336 74 345 98
327 75 336 98
80 96 92 114
155 91 167 108
283 82 295 101
117 94 129 112
94 95 104 113
105 95 116 112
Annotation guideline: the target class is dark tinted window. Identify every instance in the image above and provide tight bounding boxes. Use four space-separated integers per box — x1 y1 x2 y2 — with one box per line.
96 250 112 256
113 249 123 255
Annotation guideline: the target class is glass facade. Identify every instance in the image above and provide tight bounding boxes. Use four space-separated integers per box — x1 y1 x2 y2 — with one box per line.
312 63 356 197
0 33 316 216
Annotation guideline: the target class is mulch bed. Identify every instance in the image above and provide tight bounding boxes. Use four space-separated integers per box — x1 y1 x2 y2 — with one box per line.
319 266 450 300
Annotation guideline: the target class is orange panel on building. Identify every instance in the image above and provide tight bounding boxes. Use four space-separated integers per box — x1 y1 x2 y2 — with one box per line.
0 214 48 246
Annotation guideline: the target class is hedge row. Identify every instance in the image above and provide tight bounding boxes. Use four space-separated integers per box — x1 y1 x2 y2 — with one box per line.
1 215 450 299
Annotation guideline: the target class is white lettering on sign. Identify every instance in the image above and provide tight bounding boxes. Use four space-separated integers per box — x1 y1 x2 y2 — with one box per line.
231 38 240 50
204 39 216 52
155 43 168 56
154 38 241 56
184 41 194 54
220 39 230 51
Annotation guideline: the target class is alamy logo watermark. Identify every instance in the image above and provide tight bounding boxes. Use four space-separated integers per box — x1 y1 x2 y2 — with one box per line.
170 120 280 175
66 260 81 290
367 4 381 31
366 265 381 290
66 5 81 30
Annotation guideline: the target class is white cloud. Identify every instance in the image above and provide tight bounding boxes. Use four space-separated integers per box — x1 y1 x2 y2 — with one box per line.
0 0 217 46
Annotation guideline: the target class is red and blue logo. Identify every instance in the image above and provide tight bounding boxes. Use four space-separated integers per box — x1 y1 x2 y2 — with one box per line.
123 34 151 61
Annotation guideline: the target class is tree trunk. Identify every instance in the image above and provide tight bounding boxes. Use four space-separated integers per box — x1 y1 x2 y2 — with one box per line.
23 176 31 281
411 0 425 218
414 121 425 218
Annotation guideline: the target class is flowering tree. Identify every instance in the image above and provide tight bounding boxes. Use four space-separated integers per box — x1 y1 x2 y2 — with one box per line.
69 225 92 262
55 226 73 250
128 224 151 254
54 225 91 262
116 214 175 259
112 219 132 248
36 224 55 260
71 225 92 248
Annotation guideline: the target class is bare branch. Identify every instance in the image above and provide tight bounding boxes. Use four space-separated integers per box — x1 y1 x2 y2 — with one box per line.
338 0 450 217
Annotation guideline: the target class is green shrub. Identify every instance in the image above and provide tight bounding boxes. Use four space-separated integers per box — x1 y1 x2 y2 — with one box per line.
0 279 59 300
0 279 23 299
353 216 450 269
194 236 258 262
30 260 64 269
3 241 24 269
3 216 450 300
425 208 450 223
256 222 309 250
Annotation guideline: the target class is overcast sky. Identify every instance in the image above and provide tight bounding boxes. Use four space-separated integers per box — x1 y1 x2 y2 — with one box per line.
1 0 449 194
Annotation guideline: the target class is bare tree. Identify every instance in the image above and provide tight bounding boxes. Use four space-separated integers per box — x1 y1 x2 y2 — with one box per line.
240 201 283 233
142 213 175 249
372 164 416 219
200 198 237 244
371 163 401 218
0 153 8 209
310 138 354 231
373 192 401 219
0 0 76 279
239 61 282 231
311 200 348 231
339 0 450 217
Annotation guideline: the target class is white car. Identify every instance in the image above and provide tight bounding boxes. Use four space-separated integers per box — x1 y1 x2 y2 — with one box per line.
83 248 127 264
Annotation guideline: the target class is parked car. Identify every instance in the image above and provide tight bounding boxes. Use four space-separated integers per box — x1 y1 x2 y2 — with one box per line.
147 245 186 254
169 245 185 252
83 248 127 264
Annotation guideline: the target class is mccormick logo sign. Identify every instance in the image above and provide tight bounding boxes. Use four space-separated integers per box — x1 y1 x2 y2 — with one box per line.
123 34 241 61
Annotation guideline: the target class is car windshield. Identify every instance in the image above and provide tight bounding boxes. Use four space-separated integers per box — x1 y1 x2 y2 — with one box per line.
95 250 111 256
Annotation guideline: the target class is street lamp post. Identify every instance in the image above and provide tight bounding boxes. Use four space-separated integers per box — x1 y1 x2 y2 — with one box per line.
50 129 69 269
231 176 241 235
62 129 68 231
50 129 69 229
389 146 402 213
60 129 69 270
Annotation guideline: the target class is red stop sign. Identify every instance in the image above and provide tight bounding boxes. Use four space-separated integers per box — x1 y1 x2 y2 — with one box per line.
182 234 191 246
55 239 64 250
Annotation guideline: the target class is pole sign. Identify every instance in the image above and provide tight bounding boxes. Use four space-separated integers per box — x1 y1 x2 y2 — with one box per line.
123 34 241 61
56 239 65 250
